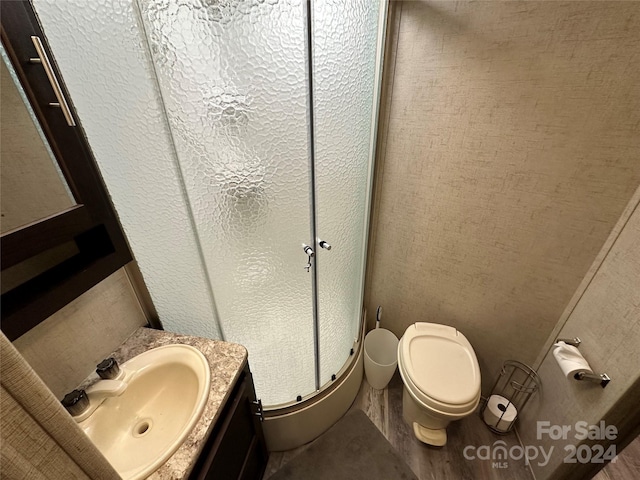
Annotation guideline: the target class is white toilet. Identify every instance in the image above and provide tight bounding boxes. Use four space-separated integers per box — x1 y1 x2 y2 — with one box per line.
397 322 481 446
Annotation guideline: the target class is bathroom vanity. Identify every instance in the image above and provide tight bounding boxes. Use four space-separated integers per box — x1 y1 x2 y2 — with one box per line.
78 327 268 479
189 364 267 480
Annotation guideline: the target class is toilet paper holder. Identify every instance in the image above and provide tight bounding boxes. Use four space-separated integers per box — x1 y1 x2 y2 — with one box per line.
574 371 611 388
482 360 541 434
556 337 581 347
555 337 611 388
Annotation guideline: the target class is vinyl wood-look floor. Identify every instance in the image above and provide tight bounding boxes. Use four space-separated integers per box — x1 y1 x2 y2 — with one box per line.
265 373 534 480
264 374 640 480
593 434 640 480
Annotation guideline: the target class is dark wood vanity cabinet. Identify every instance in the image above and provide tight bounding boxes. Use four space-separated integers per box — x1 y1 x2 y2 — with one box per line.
190 365 269 480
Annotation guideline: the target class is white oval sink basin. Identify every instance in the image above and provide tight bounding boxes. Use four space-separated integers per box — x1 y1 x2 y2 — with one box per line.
79 344 211 479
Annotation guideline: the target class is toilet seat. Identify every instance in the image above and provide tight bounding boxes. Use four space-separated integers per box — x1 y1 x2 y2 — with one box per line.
398 323 481 416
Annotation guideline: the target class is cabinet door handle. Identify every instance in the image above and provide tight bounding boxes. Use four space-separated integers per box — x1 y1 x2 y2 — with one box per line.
29 36 76 127
252 399 263 422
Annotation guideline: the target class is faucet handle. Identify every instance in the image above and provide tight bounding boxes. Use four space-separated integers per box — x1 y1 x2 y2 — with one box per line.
61 389 89 416
96 357 120 380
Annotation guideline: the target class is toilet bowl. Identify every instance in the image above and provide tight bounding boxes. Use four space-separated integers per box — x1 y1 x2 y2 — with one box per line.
397 322 481 446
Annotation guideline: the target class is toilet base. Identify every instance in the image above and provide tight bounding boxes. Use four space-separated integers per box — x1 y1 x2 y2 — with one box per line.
402 386 451 445
402 387 451 428
413 422 447 446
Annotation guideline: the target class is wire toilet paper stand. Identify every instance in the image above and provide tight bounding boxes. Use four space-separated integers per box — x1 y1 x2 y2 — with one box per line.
481 360 541 434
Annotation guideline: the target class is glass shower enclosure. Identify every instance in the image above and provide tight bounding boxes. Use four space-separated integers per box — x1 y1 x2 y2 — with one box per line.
136 0 386 407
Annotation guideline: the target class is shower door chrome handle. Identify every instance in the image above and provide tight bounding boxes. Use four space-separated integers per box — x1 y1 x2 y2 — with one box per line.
29 36 76 126
318 240 331 251
303 245 314 272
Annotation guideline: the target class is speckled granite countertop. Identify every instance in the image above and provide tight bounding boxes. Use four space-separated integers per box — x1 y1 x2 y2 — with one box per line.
78 327 247 479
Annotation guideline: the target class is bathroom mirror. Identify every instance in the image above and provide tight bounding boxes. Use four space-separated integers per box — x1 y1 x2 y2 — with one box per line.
0 1 132 341
0 45 77 234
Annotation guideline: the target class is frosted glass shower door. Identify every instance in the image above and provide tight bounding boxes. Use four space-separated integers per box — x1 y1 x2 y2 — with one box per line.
312 0 384 386
137 0 316 406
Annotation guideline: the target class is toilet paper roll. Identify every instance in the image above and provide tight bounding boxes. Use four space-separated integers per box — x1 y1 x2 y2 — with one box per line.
483 394 517 432
552 341 593 379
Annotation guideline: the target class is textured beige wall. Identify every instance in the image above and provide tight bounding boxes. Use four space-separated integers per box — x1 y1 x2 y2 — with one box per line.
14 268 148 399
518 196 640 479
367 1 640 389
1 386 89 479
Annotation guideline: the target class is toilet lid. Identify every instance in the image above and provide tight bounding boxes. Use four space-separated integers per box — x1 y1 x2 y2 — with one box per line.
400 323 480 407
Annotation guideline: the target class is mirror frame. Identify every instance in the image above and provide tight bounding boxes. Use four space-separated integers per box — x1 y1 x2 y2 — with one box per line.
1 1 133 341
